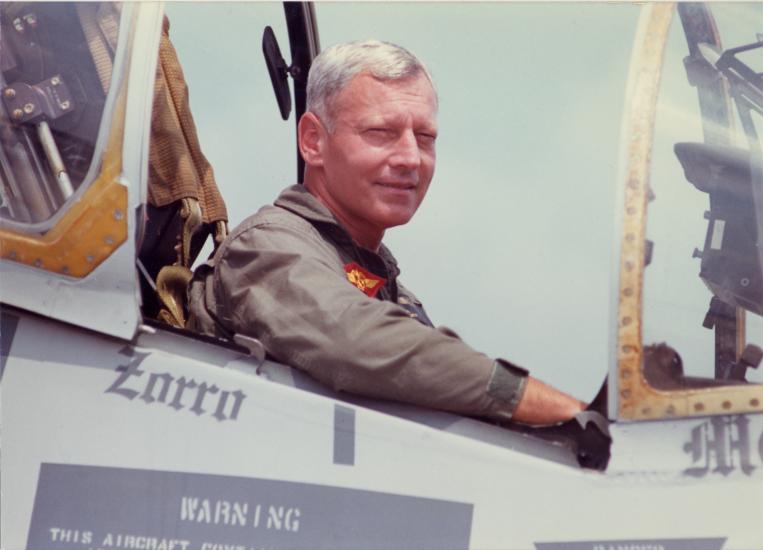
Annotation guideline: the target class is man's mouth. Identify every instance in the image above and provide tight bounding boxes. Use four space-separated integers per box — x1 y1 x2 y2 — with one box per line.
375 181 417 190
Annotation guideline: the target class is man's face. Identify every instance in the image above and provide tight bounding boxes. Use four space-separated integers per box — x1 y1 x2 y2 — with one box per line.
311 72 438 247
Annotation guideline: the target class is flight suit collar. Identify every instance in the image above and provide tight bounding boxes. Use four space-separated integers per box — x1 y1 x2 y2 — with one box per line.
274 184 337 226
274 184 401 280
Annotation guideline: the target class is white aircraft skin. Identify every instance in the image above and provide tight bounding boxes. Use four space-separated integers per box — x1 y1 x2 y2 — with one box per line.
1 3 762 550
2 310 762 550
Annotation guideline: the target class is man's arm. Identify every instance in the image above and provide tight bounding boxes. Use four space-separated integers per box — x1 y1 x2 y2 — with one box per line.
212 216 583 425
512 376 586 425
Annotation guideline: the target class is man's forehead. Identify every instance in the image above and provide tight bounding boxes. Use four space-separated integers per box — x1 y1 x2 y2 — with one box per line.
338 71 433 99
332 72 438 117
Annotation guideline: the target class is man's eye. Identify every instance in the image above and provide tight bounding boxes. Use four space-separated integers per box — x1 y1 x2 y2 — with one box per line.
417 133 437 145
366 128 392 136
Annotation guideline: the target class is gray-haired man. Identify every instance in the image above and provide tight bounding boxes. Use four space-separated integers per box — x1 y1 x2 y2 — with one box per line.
189 40 585 425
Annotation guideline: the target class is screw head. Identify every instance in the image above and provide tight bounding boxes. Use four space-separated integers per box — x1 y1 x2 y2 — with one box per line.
13 18 24 32
60 100 70 110
3 88 16 99
23 103 34 114
741 278 750 288
12 109 23 120
51 75 61 86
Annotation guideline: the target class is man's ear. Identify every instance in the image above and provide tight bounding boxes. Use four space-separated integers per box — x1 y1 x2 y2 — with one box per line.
298 112 326 167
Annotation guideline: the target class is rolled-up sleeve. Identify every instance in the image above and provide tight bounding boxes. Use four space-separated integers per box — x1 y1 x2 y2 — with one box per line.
213 219 527 421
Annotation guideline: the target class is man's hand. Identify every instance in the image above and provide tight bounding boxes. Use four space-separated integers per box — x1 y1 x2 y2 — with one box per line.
512 376 586 425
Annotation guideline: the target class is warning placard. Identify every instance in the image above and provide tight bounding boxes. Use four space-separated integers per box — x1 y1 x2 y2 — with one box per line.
26 463 472 550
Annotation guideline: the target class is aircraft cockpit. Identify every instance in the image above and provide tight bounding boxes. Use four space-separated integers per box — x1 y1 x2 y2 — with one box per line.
0 3 763 440
1 0 762 429
1 3 763 548
0 3 122 229
618 3 763 421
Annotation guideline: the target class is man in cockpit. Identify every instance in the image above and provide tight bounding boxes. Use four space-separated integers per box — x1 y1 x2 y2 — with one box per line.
189 40 585 425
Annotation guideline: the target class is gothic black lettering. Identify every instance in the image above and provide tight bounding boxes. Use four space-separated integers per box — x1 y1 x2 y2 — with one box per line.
105 347 246 422
683 416 755 477
105 347 151 400
141 372 173 404
169 377 198 411
213 390 246 421
190 382 219 416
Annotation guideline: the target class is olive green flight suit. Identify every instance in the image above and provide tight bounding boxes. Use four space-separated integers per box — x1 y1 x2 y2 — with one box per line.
188 185 528 421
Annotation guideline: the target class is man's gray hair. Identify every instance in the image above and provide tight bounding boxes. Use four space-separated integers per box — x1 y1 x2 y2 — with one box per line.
306 39 437 131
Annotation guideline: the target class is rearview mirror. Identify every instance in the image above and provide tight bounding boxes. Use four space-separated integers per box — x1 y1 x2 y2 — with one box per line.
262 25 291 121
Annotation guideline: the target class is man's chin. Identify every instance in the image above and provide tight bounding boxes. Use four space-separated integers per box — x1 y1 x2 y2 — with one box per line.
373 209 417 230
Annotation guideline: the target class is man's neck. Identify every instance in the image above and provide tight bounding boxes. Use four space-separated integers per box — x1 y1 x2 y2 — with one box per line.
303 177 383 251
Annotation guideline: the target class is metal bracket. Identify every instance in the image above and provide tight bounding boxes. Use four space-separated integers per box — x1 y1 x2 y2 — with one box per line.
722 344 763 382
2 75 75 125
232 334 266 365
683 54 722 89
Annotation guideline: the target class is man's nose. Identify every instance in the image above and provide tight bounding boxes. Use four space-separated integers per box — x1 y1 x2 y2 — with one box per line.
390 130 421 170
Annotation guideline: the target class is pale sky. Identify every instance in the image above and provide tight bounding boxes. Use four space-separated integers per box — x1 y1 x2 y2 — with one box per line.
165 2 763 400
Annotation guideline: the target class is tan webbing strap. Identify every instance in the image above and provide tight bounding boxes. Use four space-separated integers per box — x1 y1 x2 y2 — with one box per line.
177 197 203 268
148 17 228 225
76 3 113 94
95 3 120 54
214 220 229 249
154 197 202 328
145 17 229 327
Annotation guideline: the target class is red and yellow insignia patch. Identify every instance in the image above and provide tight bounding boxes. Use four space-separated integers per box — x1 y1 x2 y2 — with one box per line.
344 262 386 298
